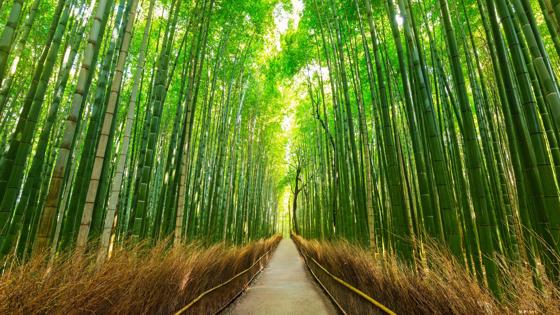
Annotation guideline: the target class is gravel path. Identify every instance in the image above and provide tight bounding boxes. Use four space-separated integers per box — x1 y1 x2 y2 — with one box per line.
225 238 337 315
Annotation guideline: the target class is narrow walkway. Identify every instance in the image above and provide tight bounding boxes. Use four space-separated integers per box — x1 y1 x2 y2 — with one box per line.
226 238 337 315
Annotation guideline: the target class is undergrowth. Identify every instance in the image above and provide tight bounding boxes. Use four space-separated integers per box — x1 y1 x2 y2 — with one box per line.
292 234 559 315
0 235 281 315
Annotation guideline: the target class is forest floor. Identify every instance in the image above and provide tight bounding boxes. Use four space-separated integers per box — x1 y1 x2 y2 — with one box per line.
225 239 337 315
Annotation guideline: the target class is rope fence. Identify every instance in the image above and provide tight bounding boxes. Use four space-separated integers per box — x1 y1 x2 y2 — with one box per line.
293 237 396 315
174 249 272 315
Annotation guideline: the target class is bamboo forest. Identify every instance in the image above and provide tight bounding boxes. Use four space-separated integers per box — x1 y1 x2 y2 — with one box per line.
1 0 560 313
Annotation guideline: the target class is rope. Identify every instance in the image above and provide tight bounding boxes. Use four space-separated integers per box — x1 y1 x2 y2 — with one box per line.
292 237 396 315
298 249 348 315
307 256 396 315
211 264 265 315
174 249 271 315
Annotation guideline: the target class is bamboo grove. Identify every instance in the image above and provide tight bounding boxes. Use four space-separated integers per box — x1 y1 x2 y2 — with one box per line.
284 0 560 297
0 0 285 266
2 0 560 302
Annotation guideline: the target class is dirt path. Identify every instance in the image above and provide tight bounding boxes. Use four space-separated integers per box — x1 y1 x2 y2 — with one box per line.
225 238 337 315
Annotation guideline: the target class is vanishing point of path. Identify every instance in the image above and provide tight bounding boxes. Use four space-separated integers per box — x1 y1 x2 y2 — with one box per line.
226 239 337 315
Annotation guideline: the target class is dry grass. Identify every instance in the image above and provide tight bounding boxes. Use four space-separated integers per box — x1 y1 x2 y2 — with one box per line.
292 234 560 315
0 235 281 315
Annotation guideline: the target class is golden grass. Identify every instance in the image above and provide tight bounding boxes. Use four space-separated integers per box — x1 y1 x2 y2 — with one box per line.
0 235 281 315
292 234 560 315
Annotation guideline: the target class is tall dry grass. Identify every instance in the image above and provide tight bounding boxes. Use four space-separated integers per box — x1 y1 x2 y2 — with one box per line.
292 234 560 314
0 235 281 315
